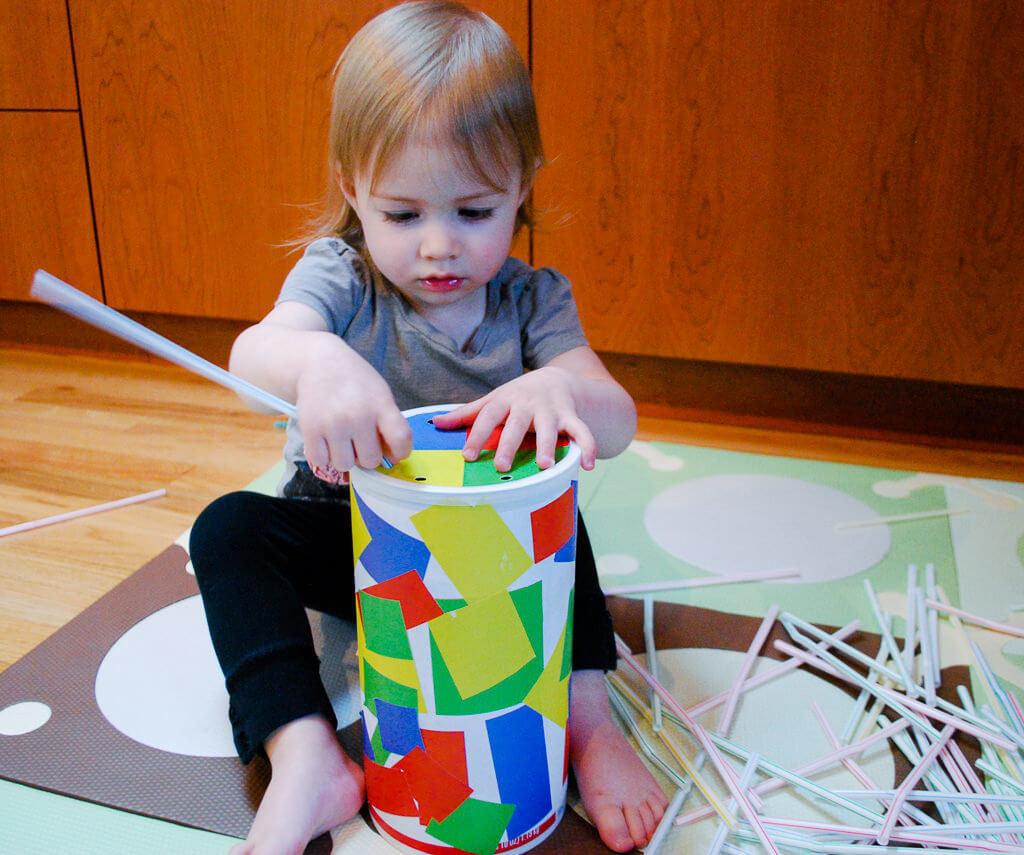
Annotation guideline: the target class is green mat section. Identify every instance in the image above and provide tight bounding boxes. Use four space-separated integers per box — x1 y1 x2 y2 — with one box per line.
0 780 237 855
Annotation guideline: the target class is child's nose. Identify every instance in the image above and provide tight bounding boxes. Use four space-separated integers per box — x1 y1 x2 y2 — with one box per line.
419 224 459 260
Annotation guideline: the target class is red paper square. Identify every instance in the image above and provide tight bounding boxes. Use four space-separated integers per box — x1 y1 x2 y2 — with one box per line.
395 746 474 825
364 570 443 628
530 486 575 562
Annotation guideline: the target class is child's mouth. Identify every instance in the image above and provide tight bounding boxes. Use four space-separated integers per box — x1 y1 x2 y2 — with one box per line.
421 277 463 293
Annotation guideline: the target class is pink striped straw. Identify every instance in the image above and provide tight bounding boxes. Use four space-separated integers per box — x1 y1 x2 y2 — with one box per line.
717 605 780 736
878 724 955 844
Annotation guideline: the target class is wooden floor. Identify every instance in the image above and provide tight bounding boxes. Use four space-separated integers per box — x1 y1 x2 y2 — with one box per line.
1 343 1022 673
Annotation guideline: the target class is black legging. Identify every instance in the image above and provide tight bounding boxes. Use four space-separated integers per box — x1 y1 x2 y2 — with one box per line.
189 487 616 763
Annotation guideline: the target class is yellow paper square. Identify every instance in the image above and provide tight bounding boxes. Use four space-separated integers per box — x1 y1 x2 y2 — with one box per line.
385 450 466 487
429 591 534 698
412 504 531 602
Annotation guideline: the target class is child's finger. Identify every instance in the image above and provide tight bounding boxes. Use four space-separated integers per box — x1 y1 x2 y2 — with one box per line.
532 415 559 469
566 418 598 470
493 411 531 472
462 404 506 462
430 402 478 431
378 409 414 461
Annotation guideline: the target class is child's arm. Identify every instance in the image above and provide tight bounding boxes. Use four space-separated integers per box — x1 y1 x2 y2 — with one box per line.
229 301 412 474
431 346 636 473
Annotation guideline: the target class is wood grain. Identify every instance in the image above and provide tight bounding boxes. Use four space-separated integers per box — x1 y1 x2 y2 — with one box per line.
532 0 1024 388
2 342 1020 672
0 0 77 109
0 112 102 301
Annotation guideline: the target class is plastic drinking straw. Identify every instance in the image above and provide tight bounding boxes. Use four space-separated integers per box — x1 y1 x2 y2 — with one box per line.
878 724 955 844
706 753 760 855
31 270 296 416
0 489 166 538
924 563 941 687
674 717 910 828
903 564 919 674
836 789 1024 808
840 643 889 744
926 599 1024 640
614 635 780 854
716 605 779 737
31 270 394 468
863 579 917 695
643 595 663 731
835 508 967 530
914 587 936 705
690 621 861 720
607 673 735 823
644 786 689 855
602 567 798 596
606 686 690 791
780 612 1010 745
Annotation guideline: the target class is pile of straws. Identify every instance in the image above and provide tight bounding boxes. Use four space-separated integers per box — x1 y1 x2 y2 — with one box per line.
607 564 1024 854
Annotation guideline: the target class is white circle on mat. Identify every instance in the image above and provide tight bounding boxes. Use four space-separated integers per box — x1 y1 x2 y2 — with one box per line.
95 596 361 758
0 701 52 736
597 553 640 577
644 474 890 582
95 596 238 757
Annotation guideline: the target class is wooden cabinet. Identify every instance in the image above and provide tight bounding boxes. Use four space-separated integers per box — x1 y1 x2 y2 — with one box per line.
0 0 101 301
1 1 1021 392
532 1 1024 389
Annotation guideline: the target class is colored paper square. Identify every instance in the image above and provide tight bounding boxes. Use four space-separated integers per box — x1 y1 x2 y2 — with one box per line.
425 797 515 855
365 570 444 628
412 504 531 603
362 657 419 716
462 445 569 487
364 757 418 818
358 591 413 659
351 498 371 563
355 494 431 583
428 592 534 699
406 410 467 450
530 486 576 562
375 699 424 756
428 583 545 715
421 729 469 785
395 746 473 825
523 627 570 727
362 647 420 692
486 705 553 840
385 449 467 487
361 710 376 763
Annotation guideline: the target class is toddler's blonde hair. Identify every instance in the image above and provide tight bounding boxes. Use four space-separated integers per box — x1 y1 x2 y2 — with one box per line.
310 0 544 245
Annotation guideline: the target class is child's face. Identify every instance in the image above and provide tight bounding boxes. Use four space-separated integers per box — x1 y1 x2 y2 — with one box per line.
343 138 528 315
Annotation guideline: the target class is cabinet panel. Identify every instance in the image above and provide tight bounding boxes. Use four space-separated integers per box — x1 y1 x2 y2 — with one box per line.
71 0 527 321
0 0 77 109
0 112 102 301
533 1 1024 388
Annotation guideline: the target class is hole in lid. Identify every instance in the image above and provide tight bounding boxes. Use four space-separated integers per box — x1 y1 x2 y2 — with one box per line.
500 475 513 481
414 476 427 482
427 419 434 425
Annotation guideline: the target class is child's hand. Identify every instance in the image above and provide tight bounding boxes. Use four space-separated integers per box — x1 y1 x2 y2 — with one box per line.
432 366 598 473
295 355 412 482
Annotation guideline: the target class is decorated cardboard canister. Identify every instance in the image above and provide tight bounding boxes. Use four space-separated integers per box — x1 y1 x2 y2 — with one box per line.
349 405 581 855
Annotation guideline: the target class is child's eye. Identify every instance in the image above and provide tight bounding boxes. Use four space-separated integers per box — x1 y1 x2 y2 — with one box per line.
383 211 418 224
459 207 495 222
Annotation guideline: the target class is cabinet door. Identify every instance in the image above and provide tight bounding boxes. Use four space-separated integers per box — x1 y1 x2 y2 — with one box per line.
0 0 77 109
0 112 102 301
71 0 527 321
532 0 1024 389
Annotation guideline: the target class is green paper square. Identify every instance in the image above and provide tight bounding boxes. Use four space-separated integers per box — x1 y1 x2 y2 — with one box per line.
359 590 413 659
426 796 515 855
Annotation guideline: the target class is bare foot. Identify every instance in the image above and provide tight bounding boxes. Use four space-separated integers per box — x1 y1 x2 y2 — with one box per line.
230 714 365 855
569 670 669 852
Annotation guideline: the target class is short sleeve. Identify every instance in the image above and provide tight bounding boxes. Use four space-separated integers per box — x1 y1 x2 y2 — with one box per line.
516 266 590 369
275 238 369 334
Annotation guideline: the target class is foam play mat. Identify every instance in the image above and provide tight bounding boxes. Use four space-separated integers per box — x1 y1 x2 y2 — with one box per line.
1 439 1023 853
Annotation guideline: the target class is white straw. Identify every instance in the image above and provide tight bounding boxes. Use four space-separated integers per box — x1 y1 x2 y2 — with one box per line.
0 489 167 538
835 508 967 530
603 567 798 596
31 270 296 416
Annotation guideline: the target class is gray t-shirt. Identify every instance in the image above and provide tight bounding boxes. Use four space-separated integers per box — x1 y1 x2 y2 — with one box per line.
274 237 589 490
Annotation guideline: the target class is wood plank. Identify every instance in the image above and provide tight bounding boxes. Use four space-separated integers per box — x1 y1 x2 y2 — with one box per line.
0 0 77 109
532 0 1024 388
0 112 102 301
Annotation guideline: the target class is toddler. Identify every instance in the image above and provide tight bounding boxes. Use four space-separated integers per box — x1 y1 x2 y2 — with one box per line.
190 2 668 853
